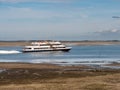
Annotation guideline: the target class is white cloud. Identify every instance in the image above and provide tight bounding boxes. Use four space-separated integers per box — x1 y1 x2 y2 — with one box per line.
111 29 118 32
77 29 120 40
98 29 120 33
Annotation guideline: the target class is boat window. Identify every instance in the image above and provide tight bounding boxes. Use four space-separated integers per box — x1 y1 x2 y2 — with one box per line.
50 44 61 45
56 47 65 48
25 48 31 49
33 44 39 46
40 44 49 46
34 47 49 49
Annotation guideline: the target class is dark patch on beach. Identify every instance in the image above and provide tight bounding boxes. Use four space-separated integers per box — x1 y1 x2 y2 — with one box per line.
0 67 120 85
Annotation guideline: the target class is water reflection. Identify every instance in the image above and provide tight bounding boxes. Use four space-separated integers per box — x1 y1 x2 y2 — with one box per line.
29 51 66 57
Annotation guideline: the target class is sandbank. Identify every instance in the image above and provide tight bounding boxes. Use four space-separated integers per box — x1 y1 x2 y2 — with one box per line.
0 41 120 46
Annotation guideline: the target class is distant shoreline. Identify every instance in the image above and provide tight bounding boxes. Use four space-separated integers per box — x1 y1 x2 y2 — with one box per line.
0 40 120 46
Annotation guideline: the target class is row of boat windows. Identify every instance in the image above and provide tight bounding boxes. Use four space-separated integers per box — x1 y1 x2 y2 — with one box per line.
25 47 65 49
25 48 48 49
33 44 61 46
34 48 49 49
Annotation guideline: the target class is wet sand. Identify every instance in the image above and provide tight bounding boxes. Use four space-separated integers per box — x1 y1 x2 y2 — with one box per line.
0 63 120 90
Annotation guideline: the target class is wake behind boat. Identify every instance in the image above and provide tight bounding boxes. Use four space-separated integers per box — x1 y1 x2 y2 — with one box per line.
22 41 72 52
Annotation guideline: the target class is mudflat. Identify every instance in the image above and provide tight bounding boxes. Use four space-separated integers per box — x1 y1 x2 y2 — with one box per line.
0 63 120 90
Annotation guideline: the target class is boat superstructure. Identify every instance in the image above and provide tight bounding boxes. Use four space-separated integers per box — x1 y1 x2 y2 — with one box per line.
22 41 72 52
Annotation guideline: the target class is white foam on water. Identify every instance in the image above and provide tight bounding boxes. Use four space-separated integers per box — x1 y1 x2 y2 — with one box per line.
0 50 21 54
0 58 120 66
28 58 120 65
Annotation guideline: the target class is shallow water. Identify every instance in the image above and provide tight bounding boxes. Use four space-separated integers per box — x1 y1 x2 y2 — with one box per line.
0 45 120 65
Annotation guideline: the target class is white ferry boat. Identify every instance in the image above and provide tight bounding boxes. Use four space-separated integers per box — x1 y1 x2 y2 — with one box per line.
22 41 72 52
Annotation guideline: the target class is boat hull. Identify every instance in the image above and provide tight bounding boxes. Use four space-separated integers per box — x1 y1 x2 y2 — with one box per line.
22 48 71 53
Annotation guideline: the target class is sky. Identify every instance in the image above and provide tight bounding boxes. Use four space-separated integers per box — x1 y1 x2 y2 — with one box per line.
0 0 120 40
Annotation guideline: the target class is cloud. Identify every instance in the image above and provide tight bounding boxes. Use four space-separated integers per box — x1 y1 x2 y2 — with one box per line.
112 16 120 19
97 29 120 33
83 29 120 40
0 0 75 3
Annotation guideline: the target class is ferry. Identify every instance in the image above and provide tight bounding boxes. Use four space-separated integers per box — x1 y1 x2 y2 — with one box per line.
22 41 72 52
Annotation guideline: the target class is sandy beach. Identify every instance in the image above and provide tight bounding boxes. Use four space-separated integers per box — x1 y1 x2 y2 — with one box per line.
0 63 119 90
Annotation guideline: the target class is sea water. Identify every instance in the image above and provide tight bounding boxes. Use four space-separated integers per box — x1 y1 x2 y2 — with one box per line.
0 45 120 65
